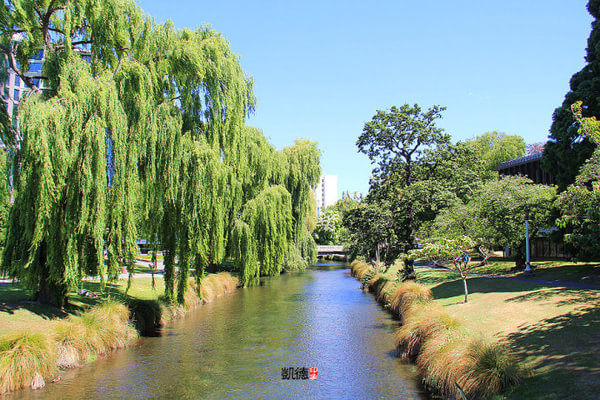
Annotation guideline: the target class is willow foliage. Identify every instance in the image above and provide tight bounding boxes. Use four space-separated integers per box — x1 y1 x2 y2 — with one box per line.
283 139 321 235
3 58 123 305
1 0 319 305
238 185 293 280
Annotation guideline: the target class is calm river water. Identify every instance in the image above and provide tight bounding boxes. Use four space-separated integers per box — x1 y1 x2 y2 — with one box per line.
10 263 426 400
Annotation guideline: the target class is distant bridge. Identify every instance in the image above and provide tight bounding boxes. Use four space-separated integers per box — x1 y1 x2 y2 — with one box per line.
316 245 346 258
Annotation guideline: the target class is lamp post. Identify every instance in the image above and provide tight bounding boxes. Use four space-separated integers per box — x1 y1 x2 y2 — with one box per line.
524 206 532 273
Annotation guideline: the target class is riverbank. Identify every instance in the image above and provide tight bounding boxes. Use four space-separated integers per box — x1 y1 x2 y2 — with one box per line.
350 260 526 399
351 258 600 399
0 272 238 394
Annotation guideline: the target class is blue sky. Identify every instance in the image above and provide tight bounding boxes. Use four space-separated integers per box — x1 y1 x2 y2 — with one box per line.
139 0 592 196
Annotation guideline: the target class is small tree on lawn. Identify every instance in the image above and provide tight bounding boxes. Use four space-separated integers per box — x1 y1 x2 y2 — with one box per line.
411 236 476 303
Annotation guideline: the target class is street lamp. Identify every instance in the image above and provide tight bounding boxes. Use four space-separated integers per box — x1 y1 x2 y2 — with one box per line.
524 206 532 274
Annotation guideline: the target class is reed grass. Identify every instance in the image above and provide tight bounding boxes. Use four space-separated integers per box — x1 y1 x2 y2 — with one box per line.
349 260 372 280
199 272 238 303
0 331 56 393
389 281 433 317
459 337 527 399
393 303 462 360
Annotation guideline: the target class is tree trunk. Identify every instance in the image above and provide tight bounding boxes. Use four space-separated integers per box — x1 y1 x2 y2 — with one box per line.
461 273 469 303
401 258 416 281
514 245 526 269
36 245 68 308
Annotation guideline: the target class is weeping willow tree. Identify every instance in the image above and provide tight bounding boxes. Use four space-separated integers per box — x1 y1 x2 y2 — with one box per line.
2 59 126 306
283 139 321 266
1 0 320 305
231 185 293 286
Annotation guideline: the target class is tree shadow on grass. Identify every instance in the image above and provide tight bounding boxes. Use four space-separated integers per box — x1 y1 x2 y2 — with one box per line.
523 263 600 285
503 305 600 399
0 283 68 319
505 288 597 306
0 280 131 320
428 276 544 301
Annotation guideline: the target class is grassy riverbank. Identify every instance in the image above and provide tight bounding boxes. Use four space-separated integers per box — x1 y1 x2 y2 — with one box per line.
351 260 526 399
0 272 238 394
352 258 600 399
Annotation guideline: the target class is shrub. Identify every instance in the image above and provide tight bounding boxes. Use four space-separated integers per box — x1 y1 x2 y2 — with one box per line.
0 331 56 393
128 299 163 333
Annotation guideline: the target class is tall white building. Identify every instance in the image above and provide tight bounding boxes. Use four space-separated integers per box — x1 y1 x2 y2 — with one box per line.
315 174 338 215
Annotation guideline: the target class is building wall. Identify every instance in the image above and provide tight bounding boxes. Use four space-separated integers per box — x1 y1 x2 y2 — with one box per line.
315 174 338 215
3 48 45 129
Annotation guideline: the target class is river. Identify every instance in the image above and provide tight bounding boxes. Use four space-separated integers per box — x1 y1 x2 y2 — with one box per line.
10 263 426 400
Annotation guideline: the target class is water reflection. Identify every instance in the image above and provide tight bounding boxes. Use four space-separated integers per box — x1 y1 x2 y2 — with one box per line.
9 265 425 400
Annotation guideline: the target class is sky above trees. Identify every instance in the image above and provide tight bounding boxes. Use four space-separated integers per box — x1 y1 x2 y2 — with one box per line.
137 0 592 195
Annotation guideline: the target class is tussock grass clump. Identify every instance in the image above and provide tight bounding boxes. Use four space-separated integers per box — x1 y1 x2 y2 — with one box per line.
54 319 92 368
394 303 462 361
199 272 238 303
349 260 372 280
0 331 56 394
459 337 528 399
417 330 472 396
417 332 527 399
54 300 137 369
389 281 433 318
82 301 138 354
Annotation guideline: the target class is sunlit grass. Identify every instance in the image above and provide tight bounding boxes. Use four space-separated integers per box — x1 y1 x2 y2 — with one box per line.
0 331 56 393
199 272 238 304
413 264 600 399
389 281 433 317
349 260 372 280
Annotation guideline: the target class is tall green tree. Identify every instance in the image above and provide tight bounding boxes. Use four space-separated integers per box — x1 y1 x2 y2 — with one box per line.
0 0 255 305
357 104 451 254
554 101 600 258
282 139 321 265
353 104 490 278
542 0 599 190
426 176 556 268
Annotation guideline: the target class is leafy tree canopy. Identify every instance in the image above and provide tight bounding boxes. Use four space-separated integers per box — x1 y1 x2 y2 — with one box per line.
0 0 319 305
542 0 599 190
462 131 525 172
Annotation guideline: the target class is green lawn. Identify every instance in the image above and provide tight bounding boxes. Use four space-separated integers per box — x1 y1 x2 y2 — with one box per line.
466 257 600 286
0 276 165 336
413 264 600 400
